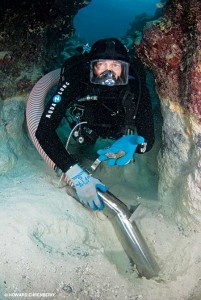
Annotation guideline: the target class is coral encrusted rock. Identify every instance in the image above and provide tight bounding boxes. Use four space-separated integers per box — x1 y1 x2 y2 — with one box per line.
136 0 201 229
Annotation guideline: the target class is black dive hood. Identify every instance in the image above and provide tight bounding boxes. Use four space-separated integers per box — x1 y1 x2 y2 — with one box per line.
89 38 129 63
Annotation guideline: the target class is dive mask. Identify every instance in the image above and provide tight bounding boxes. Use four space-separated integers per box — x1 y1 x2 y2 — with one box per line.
90 59 129 86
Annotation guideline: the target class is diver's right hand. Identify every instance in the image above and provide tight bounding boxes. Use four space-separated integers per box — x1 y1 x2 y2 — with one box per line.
66 164 107 210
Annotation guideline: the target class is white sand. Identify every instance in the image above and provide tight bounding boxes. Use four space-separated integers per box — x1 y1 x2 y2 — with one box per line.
0 144 201 300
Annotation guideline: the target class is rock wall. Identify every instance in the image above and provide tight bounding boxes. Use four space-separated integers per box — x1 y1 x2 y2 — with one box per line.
0 0 90 173
136 0 201 229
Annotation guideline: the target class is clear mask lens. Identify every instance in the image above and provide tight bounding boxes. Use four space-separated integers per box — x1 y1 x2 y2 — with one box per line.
90 59 129 86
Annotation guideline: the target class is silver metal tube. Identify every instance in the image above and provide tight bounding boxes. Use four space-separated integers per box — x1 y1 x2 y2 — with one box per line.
67 187 159 279
99 190 159 278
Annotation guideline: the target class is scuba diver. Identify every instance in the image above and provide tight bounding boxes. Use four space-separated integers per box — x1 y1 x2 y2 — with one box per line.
35 38 155 211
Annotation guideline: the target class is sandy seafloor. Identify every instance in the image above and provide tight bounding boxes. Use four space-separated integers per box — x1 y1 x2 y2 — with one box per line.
0 142 201 300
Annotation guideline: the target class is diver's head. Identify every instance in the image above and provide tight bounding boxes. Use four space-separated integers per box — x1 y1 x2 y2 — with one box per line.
89 38 129 86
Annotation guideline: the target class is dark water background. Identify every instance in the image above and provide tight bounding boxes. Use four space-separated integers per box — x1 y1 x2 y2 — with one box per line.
74 0 162 44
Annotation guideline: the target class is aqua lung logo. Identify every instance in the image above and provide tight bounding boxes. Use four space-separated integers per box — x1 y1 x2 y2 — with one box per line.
53 95 61 103
45 81 70 119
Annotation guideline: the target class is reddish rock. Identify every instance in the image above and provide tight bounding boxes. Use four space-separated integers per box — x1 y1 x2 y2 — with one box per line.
136 0 201 122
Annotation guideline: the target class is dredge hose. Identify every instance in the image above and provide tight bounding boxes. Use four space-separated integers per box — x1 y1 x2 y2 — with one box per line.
26 69 159 279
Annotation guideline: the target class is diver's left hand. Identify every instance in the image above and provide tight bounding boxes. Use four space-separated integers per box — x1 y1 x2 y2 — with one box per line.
97 135 144 166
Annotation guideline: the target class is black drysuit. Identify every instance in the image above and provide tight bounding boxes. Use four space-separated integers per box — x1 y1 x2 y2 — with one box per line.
36 55 155 173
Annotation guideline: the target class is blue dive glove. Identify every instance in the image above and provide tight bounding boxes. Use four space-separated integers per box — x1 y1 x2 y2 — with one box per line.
66 164 107 210
97 135 145 166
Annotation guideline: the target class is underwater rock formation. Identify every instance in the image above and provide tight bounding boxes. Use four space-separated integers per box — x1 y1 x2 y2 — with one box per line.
0 0 90 173
136 0 201 229
0 96 27 173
